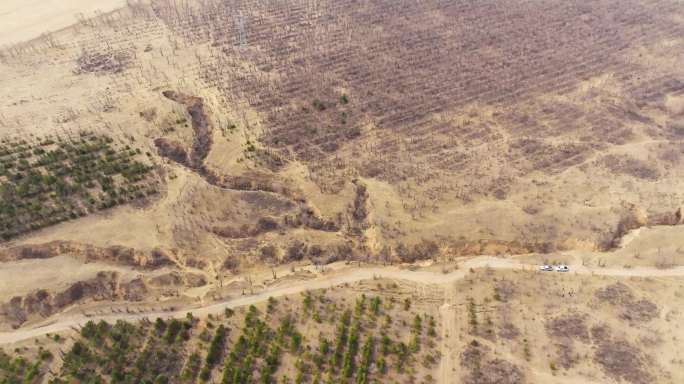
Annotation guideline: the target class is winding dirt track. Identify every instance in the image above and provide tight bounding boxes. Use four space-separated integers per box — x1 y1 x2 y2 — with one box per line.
1 256 684 345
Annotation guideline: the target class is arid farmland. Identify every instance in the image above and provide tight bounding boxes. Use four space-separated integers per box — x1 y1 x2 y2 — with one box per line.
1 0 684 382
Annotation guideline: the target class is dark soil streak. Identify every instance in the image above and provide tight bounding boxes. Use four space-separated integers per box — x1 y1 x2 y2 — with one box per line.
0 240 175 269
161 91 213 172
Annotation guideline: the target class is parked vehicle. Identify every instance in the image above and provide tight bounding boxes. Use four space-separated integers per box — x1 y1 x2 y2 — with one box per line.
539 265 553 271
554 265 569 272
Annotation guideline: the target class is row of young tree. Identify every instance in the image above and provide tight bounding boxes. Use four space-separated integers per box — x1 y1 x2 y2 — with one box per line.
1 291 439 384
0 133 158 240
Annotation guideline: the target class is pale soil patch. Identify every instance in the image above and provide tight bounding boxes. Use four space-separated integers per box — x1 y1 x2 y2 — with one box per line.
0 0 126 45
517 224 684 270
0 256 134 298
665 94 684 116
279 161 356 218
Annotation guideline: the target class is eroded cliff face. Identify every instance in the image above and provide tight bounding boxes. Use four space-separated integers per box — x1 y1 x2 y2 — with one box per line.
154 137 190 166
159 91 214 178
0 268 209 329
1 271 121 328
600 206 683 250
0 241 176 269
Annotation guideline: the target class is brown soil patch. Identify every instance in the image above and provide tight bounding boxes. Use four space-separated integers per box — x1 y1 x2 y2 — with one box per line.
1 271 121 328
545 313 590 342
465 358 526 384
75 49 131 75
594 340 653 384
621 299 659 323
595 282 635 306
154 137 189 166
599 154 661 181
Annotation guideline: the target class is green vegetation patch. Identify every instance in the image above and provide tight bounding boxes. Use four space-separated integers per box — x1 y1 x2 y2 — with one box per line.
0 132 159 241
2 290 439 384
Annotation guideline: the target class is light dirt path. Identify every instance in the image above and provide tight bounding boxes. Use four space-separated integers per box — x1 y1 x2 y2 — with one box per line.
2 257 684 345
439 285 458 384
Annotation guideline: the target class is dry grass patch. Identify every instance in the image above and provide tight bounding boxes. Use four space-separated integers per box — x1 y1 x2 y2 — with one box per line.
594 340 653 384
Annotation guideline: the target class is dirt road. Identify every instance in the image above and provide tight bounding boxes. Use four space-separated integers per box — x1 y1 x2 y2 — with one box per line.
439 289 458 384
1 256 684 345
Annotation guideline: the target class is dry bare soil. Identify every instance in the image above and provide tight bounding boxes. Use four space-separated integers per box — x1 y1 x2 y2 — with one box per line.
440 269 684 384
1 0 684 382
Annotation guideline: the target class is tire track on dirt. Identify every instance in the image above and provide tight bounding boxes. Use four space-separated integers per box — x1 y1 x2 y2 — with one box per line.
1 257 684 345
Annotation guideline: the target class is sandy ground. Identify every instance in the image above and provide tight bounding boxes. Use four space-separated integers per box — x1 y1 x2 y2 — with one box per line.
0 0 126 46
0 256 136 298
